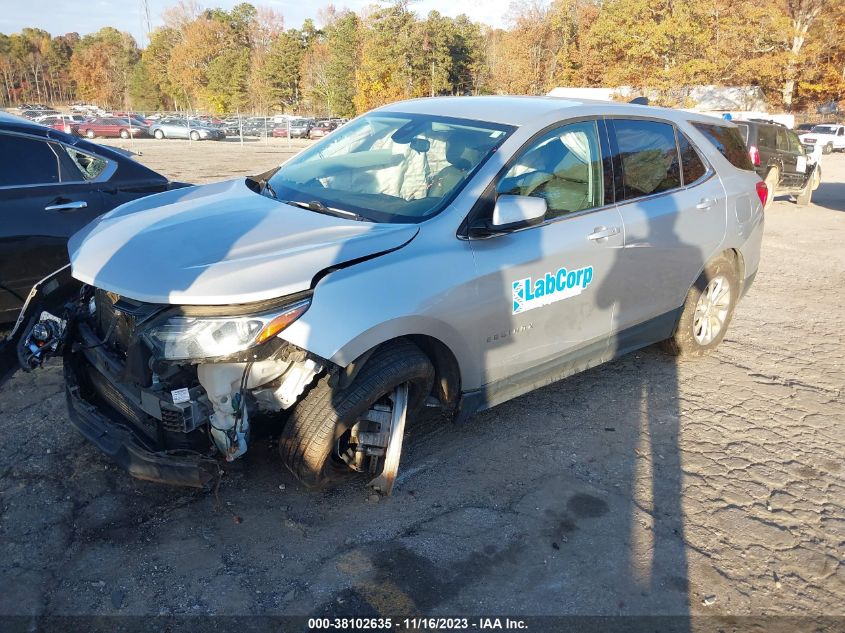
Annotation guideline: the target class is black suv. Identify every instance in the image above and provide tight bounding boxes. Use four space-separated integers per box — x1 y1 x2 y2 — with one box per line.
734 119 820 208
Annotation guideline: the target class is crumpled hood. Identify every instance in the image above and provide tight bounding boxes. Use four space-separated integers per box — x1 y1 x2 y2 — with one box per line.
68 178 418 305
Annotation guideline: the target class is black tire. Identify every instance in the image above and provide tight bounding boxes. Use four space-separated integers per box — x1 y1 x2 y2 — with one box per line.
190 130 200 141
85 129 95 139
662 254 739 358
119 129 129 139
279 340 434 489
154 129 164 139
823 143 833 155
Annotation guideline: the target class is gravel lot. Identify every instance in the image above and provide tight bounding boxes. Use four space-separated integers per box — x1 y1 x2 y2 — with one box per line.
0 138 842 621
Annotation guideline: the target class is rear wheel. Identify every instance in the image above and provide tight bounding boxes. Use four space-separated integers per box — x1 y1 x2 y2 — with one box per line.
279 340 434 489
662 255 739 358
85 129 95 139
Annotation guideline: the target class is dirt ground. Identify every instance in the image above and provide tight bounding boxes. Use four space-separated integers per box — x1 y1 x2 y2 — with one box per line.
0 137 842 624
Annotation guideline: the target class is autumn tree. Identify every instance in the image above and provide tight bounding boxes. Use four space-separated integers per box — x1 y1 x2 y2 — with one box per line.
70 28 139 106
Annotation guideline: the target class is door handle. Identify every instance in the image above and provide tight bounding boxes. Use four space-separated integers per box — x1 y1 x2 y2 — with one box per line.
45 200 88 212
696 197 716 210
587 226 620 241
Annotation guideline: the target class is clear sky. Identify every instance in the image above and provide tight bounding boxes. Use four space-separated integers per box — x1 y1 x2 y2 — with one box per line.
0 0 515 44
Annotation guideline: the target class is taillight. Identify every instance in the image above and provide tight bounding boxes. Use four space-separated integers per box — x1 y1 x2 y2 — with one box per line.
749 145 760 166
756 181 768 208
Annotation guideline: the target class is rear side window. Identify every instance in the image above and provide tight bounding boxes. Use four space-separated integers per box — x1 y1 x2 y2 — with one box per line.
735 123 749 143
787 131 803 154
0 134 62 186
691 122 754 171
612 119 680 200
758 126 777 149
677 133 707 185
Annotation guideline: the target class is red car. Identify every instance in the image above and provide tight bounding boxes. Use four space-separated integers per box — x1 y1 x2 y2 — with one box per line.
36 115 81 135
78 117 150 139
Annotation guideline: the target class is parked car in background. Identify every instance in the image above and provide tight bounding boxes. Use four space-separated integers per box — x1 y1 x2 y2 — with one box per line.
36 115 82 135
288 117 313 138
20 108 58 120
734 119 820 208
242 117 275 137
149 118 225 141
309 119 337 139
270 124 291 138
78 117 150 139
0 112 188 325
19 103 53 114
798 123 845 154
795 122 819 132
70 103 101 114
14 97 766 492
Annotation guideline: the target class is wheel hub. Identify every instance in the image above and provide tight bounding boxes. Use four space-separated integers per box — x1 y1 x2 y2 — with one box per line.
693 275 731 346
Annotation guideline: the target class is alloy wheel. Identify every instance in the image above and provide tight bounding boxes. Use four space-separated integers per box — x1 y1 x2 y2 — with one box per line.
693 275 732 346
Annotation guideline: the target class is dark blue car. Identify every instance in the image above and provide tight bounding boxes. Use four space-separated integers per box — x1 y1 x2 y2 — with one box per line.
0 112 189 324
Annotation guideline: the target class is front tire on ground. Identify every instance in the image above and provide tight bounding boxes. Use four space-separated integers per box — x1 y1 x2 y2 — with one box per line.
85 129 95 139
279 340 434 489
119 129 129 139
823 143 833 155
661 254 739 358
154 129 164 139
190 131 200 141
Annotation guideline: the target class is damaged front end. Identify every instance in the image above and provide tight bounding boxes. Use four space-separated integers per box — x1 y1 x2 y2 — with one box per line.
27 282 326 487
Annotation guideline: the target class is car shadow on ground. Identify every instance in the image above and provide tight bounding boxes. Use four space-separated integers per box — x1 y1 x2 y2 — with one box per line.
810 181 845 212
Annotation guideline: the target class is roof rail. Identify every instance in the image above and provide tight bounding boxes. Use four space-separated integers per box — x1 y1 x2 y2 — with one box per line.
747 118 785 127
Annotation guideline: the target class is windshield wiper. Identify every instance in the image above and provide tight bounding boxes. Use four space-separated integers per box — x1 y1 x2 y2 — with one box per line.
280 199 367 222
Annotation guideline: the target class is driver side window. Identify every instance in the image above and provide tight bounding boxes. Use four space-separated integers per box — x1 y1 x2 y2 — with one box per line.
497 120 604 219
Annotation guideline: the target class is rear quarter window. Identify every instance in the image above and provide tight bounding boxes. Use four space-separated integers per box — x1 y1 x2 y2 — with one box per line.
691 122 754 171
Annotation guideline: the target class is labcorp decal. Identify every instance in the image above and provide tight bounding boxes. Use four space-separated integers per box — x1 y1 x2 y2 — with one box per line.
512 265 594 314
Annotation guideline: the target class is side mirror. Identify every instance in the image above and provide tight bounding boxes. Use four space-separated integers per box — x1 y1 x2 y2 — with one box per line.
492 195 547 230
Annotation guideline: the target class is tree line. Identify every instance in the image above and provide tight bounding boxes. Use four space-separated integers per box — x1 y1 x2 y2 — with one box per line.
1 0 842 116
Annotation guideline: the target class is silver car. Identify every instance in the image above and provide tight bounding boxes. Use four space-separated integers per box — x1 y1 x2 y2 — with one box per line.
16 97 765 493
149 117 224 141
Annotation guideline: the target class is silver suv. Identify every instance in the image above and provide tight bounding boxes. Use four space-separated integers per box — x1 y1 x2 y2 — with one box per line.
14 97 765 493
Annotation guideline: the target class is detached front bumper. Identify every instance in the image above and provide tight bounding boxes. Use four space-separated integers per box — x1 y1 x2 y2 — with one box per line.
64 354 216 489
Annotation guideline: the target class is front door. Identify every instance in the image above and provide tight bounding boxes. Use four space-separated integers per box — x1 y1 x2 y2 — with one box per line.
468 119 623 389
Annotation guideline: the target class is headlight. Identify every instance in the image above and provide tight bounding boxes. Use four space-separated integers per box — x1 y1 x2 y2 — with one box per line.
144 298 310 360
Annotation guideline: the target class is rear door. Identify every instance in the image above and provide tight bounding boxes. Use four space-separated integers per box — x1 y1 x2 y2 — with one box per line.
756 125 780 180
606 118 727 349
0 133 104 321
776 127 800 188
835 126 845 150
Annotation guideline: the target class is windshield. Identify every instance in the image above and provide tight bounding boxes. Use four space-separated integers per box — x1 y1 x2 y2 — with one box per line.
266 112 514 223
811 125 836 134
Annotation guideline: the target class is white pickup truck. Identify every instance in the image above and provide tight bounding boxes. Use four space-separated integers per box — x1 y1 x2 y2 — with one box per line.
799 124 845 154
